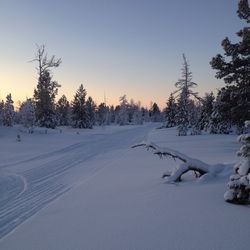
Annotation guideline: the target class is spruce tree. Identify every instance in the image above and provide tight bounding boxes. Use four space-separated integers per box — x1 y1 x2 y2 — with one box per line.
189 100 202 135
33 45 61 128
56 95 70 126
141 107 150 122
224 121 250 204
85 96 96 129
20 98 36 132
71 84 88 128
117 95 129 125
109 105 115 124
97 103 108 126
209 88 232 134
174 54 199 136
132 102 143 125
164 93 177 128
127 99 136 123
3 94 14 127
175 90 189 136
210 0 250 133
150 102 162 122
0 100 4 126
199 92 215 131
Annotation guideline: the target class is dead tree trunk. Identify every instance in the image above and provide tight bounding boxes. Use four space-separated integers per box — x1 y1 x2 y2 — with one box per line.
132 141 223 182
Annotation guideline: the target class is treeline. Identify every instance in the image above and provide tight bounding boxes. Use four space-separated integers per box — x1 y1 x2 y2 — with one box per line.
0 45 164 131
0 0 249 135
0 89 163 132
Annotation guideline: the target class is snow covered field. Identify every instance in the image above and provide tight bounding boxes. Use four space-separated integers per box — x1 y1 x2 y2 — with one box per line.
0 124 249 250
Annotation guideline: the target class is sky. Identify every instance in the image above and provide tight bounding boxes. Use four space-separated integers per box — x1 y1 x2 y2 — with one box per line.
0 0 244 109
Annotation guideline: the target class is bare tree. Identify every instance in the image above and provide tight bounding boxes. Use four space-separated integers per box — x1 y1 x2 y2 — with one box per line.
132 141 228 182
32 44 62 79
32 45 61 128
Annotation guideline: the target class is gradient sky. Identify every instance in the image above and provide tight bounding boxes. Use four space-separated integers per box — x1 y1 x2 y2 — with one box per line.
0 0 244 109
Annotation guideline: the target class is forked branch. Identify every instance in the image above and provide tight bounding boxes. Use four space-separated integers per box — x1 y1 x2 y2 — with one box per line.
132 141 212 182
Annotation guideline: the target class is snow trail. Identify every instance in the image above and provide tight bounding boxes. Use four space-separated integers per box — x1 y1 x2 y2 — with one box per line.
0 124 155 239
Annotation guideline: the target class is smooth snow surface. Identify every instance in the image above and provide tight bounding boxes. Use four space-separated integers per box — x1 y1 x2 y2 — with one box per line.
0 125 249 250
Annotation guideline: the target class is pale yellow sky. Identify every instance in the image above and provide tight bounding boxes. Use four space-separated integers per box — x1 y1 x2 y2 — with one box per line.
0 0 240 110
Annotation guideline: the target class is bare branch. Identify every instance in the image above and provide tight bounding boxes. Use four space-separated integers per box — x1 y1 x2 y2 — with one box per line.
30 44 62 76
132 141 214 182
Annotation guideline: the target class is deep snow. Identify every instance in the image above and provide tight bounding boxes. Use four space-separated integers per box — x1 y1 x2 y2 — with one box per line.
0 124 249 250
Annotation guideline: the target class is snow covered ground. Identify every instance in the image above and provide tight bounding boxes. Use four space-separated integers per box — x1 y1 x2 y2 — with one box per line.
0 124 249 250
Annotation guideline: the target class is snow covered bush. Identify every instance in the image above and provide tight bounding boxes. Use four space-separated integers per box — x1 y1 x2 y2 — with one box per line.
224 121 250 204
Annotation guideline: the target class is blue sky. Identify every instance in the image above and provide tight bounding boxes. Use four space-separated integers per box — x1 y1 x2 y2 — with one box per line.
0 0 243 108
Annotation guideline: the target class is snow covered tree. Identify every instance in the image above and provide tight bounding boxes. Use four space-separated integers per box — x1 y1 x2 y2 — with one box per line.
141 107 150 122
97 103 108 126
224 121 250 204
117 95 129 125
174 54 199 136
20 98 36 132
199 92 215 131
0 100 4 125
132 102 143 125
125 99 143 125
3 94 14 127
85 96 96 129
33 45 61 128
175 90 189 136
209 88 232 134
71 84 88 128
210 0 250 133
149 102 162 122
56 95 70 126
164 93 177 128
189 100 202 135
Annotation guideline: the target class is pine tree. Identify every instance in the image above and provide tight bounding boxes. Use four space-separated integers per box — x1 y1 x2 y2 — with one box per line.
141 107 150 122
56 95 70 126
109 105 116 124
71 84 88 128
97 103 108 126
132 102 143 125
85 96 96 129
117 95 129 125
224 120 250 204
175 90 189 136
33 45 61 128
3 94 14 127
150 102 162 122
164 93 177 128
174 54 199 136
127 99 136 123
210 0 250 133
209 88 232 134
20 98 36 133
0 100 4 126
189 100 202 135
199 92 215 131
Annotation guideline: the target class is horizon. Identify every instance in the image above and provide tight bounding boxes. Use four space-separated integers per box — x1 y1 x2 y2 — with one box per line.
1 0 243 109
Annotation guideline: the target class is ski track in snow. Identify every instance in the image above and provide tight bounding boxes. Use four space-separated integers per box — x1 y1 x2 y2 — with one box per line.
0 125 154 240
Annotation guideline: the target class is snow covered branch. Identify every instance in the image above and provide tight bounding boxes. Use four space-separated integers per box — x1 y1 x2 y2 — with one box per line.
132 141 221 183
